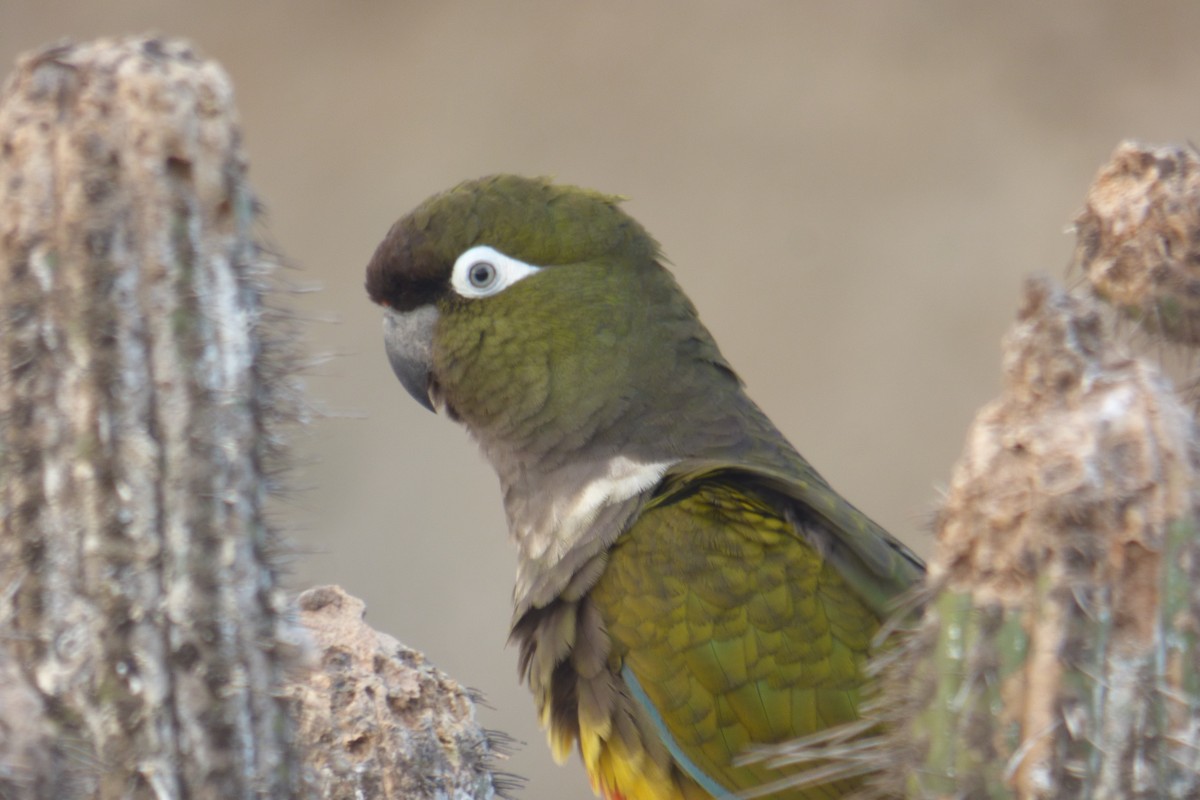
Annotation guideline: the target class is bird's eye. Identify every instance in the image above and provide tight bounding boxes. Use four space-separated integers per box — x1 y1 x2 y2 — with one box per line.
451 245 542 299
467 261 497 288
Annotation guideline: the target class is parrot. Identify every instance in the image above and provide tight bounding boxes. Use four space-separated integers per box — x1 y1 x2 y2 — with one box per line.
364 175 924 800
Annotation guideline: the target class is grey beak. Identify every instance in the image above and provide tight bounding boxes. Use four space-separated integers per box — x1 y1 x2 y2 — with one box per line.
382 306 439 412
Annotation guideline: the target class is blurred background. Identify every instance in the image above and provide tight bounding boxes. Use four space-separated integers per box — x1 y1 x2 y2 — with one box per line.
5 2 1200 797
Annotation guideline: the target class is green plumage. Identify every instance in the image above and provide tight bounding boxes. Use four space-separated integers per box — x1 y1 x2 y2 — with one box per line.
365 175 924 799
592 478 876 797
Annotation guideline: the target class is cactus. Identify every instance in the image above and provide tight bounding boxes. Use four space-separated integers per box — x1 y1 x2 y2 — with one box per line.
0 36 515 800
889 142 1200 799
741 143 1200 800
0 37 304 798
898 278 1200 799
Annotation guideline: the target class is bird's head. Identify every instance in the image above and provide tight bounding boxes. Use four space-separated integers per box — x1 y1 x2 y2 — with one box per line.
365 175 726 459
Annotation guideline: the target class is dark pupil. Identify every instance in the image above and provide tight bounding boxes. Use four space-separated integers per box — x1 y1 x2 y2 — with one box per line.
469 262 495 287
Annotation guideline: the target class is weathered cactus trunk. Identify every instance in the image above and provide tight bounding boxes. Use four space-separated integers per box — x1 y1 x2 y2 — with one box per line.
287 585 520 800
0 36 514 800
0 37 303 798
890 142 1200 799
740 143 1200 800
898 278 1200 799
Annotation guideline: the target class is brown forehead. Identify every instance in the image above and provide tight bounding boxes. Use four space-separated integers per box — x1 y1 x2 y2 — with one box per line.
365 219 449 311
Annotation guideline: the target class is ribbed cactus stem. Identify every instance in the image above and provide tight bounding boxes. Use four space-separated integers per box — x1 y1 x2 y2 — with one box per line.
0 37 302 798
901 279 1200 799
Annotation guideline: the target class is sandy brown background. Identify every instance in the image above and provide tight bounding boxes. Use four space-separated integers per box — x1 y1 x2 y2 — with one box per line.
5 3 1200 797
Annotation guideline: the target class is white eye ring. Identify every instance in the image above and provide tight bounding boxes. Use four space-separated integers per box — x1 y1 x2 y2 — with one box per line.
450 245 542 299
